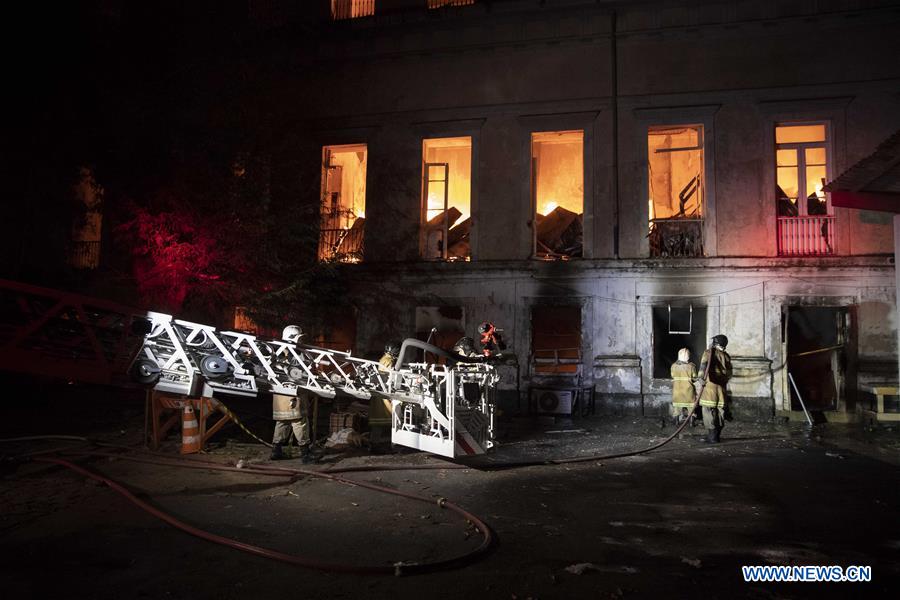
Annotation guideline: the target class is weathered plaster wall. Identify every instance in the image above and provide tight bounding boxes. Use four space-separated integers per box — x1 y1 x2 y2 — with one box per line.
351 260 895 417
304 2 900 263
302 0 900 417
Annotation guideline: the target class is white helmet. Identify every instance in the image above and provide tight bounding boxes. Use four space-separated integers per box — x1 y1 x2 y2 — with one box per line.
282 325 304 343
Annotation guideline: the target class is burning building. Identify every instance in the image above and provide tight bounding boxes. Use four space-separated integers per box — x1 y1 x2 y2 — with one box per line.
53 0 899 423
280 0 900 422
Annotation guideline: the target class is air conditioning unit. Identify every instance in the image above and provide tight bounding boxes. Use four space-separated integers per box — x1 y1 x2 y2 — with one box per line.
531 388 574 416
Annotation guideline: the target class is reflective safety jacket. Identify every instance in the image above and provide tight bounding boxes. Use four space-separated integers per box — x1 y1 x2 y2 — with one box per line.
273 391 309 421
698 347 733 408
670 360 697 408
378 352 395 372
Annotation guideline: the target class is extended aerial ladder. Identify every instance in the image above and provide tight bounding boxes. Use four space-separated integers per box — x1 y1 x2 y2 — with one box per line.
0 279 497 458
131 313 498 458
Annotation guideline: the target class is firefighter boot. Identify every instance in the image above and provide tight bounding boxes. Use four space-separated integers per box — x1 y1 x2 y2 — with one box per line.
270 442 285 460
712 427 722 443
298 444 316 465
700 430 715 443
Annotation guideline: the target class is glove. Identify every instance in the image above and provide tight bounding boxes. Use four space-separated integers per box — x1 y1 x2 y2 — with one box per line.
723 405 734 422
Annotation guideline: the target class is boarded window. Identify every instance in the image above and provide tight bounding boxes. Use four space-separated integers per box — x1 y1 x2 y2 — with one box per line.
319 144 366 263
532 131 584 259
651 305 707 379
422 137 472 261
648 126 704 258
532 306 581 374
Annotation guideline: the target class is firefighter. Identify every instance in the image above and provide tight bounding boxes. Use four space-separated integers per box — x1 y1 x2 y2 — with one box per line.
697 334 733 443
270 389 316 462
379 340 400 371
371 341 399 450
670 347 697 426
270 325 316 463
452 336 478 358
477 321 506 357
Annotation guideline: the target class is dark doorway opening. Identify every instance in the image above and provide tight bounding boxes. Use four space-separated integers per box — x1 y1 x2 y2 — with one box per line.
652 305 707 379
786 306 848 412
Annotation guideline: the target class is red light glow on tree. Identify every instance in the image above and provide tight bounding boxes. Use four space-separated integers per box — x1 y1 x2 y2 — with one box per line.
118 205 227 313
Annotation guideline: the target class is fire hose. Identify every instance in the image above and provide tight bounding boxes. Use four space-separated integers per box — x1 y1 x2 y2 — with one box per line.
464 341 717 469
2 440 491 576
0 345 717 574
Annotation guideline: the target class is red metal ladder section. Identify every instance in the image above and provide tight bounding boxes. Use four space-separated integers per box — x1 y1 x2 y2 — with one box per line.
0 278 148 386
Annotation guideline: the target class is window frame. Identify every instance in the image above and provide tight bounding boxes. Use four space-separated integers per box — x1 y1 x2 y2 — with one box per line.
529 129 587 260
318 142 368 264
420 136 474 262
774 120 833 218
413 120 482 260
633 105 719 258
758 96 850 256
650 303 708 380
646 124 706 258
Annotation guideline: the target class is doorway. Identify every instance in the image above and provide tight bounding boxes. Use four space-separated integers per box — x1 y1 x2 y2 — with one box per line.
785 306 849 412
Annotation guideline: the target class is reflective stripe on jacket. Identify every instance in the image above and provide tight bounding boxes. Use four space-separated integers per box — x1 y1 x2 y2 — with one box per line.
699 348 732 408
273 391 307 420
670 361 697 408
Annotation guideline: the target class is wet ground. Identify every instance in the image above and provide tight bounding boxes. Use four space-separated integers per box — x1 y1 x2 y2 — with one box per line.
1 383 899 599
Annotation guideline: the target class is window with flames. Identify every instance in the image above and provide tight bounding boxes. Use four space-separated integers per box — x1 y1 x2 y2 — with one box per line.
647 125 704 258
319 144 367 263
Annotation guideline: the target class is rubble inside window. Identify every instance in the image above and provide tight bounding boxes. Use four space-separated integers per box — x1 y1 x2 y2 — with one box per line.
319 144 367 263
422 137 472 261
532 131 584 259
648 126 704 258
531 306 581 375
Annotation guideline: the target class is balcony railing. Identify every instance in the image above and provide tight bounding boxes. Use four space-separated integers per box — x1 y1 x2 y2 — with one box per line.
649 218 704 258
318 227 364 263
331 0 375 20
777 216 834 256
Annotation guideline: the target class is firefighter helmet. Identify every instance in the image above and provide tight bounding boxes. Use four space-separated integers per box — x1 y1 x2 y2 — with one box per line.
712 334 728 348
282 325 304 343
385 341 401 358
477 322 493 335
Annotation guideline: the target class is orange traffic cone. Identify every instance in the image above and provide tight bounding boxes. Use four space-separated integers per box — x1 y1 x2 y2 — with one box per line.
180 403 201 454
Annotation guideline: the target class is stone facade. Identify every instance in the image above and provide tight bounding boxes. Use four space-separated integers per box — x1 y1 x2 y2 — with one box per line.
281 0 900 418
